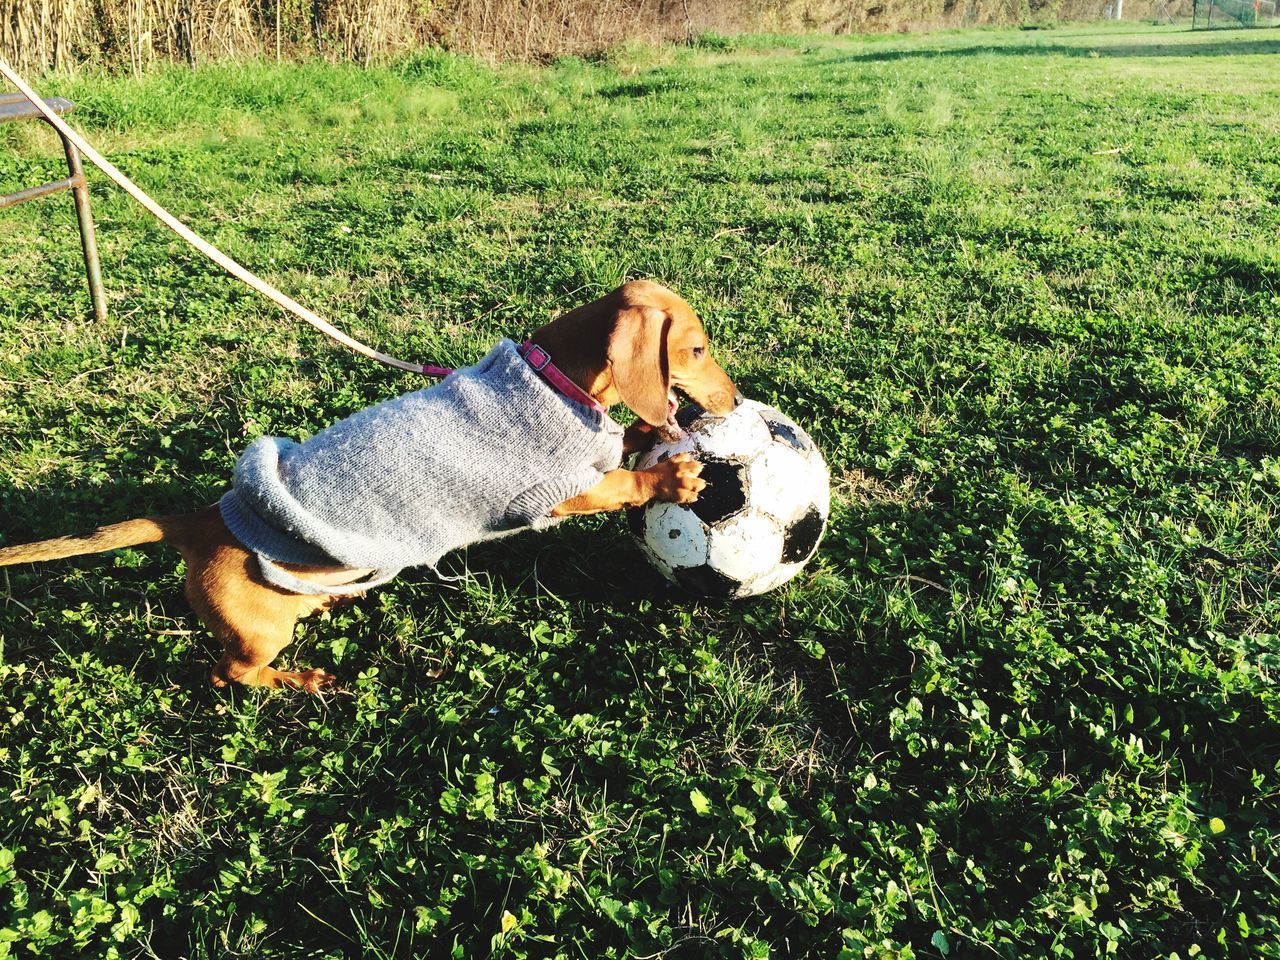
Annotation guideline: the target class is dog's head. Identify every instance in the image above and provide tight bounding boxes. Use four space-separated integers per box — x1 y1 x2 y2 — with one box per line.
603 280 738 427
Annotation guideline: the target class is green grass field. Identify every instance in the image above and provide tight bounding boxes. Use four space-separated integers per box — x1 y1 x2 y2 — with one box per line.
3 22 1280 959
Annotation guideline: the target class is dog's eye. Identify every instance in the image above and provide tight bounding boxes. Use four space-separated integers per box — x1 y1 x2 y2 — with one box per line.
692 346 706 358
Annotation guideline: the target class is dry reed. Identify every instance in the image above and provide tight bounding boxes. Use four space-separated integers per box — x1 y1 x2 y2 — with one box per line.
0 0 1192 74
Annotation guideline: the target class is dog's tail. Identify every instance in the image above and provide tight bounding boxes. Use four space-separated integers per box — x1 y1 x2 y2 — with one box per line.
0 514 196 566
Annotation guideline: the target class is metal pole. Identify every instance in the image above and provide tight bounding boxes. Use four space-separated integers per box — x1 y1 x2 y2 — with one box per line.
58 130 108 324
0 175 78 209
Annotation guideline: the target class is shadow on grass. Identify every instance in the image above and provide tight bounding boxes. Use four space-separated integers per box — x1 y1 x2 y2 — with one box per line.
0 473 674 679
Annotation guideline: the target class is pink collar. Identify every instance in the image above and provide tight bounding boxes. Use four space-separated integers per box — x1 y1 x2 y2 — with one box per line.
415 341 605 414
518 340 605 413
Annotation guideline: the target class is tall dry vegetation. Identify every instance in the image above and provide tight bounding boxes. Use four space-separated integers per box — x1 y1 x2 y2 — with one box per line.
2 0 687 72
1 0 1180 73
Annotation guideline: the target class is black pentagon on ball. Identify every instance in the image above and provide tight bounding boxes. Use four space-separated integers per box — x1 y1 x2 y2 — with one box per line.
675 403 707 430
782 506 825 564
759 408 811 454
627 506 647 539
673 563 741 599
690 459 747 526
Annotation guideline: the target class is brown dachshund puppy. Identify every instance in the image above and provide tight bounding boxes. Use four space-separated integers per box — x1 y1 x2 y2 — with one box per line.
0 280 738 692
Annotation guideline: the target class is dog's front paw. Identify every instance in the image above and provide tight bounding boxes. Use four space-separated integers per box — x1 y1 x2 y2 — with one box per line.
279 667 337 694
649 453 706 504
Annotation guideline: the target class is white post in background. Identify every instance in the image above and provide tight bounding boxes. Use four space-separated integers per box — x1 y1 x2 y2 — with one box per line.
1115 0 1124 16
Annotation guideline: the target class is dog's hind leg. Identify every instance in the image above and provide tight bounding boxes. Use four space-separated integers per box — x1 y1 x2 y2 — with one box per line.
183 539 336 693
211 631 335 693
166 506 377 692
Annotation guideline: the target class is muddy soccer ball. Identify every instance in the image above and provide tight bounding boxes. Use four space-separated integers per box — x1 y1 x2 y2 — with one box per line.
629 399 829 598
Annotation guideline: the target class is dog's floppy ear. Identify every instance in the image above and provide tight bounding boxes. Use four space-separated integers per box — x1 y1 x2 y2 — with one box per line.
607 305 671 427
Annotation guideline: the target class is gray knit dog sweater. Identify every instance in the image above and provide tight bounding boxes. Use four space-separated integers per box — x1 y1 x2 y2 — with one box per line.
219 340 624 595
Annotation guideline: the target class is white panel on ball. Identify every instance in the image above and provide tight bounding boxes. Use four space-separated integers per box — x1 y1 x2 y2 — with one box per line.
693 407 772 461
642 501 709 568
745 560 805 597
705 512 784 586
747 444 815 524
809 456 832 517
635 435 697 470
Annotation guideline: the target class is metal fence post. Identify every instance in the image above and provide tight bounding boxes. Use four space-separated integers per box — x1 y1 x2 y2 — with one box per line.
59 132 109 324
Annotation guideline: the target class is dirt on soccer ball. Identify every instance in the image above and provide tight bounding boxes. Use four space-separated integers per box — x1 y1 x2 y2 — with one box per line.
629 399 830 598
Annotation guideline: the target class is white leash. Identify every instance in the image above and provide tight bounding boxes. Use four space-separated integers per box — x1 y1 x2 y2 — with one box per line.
0 58 430 375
